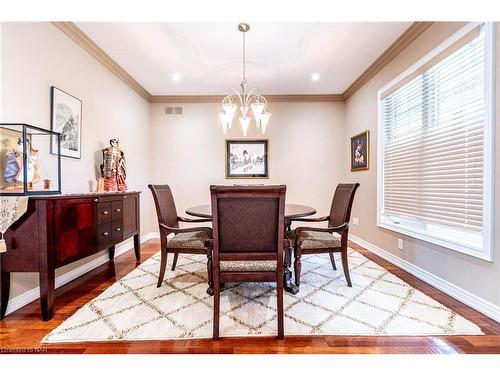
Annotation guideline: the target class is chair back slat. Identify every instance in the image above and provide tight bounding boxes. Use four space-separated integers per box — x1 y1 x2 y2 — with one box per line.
210 185 286 256
148 184 179 229
328 183 360 228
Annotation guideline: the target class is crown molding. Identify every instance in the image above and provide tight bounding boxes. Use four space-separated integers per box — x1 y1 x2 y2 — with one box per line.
150 94 344 103
268 94 344 102
342 22 434 100
150 95 223 103
52 22 152 102
52 22 433 104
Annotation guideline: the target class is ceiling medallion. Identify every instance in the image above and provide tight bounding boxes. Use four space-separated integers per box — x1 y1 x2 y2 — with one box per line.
218 23 271 136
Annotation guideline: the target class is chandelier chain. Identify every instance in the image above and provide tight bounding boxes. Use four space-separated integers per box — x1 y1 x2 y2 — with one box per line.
242 30 246 84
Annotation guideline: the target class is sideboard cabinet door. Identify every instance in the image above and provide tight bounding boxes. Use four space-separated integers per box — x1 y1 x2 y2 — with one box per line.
122 194 139 239
54 198 97 266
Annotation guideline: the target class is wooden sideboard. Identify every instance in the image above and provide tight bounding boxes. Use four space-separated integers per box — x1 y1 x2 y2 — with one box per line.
0 192 141 321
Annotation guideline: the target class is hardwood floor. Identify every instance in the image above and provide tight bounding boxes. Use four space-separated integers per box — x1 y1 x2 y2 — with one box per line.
1 239 500 354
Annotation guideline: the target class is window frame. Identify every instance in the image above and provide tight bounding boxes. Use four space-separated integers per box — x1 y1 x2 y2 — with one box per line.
376 22 495 261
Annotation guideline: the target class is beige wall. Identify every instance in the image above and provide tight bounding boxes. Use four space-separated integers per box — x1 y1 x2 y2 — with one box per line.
344 22 500 307
1 22 155 300
149 101 345 227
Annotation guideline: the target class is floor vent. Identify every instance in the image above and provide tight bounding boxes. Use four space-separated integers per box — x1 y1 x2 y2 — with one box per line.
165 106 183 115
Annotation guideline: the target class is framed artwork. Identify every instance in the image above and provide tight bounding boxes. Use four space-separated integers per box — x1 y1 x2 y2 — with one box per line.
350 130 370 171
226 139 269 178
50 86 82 159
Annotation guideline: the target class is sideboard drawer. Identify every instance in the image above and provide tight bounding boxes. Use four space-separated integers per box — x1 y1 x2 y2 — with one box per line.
111 201 123 220
97 223 113 247
97 202 112 224
112 220 124 241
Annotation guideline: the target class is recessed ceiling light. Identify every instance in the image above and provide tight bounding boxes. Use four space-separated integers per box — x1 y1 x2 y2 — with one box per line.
172 73 182 82
311 73 320 81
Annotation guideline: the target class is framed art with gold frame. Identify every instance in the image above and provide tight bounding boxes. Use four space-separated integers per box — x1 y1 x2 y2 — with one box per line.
225 139 269 179
350 130 369 171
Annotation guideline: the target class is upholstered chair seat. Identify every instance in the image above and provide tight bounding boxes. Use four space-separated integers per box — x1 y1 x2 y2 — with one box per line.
286 230 341 249
220 260 277 272
167 231 211 249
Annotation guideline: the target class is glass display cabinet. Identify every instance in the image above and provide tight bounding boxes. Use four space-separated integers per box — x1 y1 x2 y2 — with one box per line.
0 123 61 195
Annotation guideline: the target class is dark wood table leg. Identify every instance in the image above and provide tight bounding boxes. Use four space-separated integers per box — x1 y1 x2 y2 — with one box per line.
1 271 10 320
283 217 299 295
133 233 141 261
39 267 55 321
206 251 214 296
108 246 115 261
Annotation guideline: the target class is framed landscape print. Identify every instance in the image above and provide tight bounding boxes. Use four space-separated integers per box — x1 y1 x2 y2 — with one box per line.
50 86 82 159
226 139 268 178
350 130 369 171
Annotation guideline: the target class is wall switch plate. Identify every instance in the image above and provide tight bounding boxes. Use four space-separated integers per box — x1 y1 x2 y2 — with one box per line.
353 217 359 225
398 238 404 250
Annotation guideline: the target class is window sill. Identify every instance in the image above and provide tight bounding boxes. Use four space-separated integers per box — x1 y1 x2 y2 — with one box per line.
377 221 493 262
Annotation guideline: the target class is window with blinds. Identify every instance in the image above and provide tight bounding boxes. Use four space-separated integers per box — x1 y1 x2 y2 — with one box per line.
377 23 494 259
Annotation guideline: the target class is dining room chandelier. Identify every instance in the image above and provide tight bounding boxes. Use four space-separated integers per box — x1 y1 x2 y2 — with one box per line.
218 23 271 136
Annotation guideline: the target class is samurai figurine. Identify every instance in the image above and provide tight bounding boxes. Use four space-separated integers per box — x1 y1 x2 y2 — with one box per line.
100 138 127 192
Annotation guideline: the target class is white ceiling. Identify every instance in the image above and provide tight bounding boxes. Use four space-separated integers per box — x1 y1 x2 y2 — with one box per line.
76 22 411 95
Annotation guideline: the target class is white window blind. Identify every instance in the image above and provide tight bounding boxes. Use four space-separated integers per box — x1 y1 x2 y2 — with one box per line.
378 23 494 258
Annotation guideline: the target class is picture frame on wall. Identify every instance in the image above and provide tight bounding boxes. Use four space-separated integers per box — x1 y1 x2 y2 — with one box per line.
226 139 269 179
50 86 82 159
350 130 369 171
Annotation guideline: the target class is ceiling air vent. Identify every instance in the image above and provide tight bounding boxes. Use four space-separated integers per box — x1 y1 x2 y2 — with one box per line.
165 106 183 115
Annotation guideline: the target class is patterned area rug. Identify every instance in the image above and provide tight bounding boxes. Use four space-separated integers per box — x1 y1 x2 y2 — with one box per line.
43 249 482 342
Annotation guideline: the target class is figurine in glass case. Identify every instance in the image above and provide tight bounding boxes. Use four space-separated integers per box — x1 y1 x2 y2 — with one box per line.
1 123 61 196
3 137 40 190
100 138 127 192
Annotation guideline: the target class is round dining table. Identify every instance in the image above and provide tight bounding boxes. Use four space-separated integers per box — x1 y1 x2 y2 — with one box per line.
185 203 317 295
186 203 316 226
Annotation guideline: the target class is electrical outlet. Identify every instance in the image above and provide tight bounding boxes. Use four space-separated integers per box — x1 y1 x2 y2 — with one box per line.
352 217 359 225
398 238 404 250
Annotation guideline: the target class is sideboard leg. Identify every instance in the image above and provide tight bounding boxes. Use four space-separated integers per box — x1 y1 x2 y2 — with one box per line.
133 234 141 261
39 268 55 321
108 246 115 261
1 271 10 320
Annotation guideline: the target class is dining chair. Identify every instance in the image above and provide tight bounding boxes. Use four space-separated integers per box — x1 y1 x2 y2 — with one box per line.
287 183 360 287
148 184 214 294
210 185 287 339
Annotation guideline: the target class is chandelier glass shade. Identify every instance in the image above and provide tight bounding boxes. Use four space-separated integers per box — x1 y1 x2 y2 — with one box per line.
218 23 271 136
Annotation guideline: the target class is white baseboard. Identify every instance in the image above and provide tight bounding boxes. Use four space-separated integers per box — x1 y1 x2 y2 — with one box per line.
4 231 160 316
349 233 500 323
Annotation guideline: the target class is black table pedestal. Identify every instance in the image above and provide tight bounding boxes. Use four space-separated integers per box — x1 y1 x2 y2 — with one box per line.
284 217 299 295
